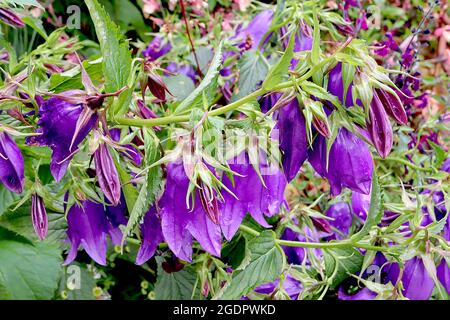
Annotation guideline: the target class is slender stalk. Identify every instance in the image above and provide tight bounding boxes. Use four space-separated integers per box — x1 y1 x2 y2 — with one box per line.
375 156 434 173
179 0 203 78
239 225 389 252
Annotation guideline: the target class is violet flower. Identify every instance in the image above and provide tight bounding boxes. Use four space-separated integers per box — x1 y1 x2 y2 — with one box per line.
220 152 287 241
338 287 378 300
166 62 196 82
94 142 121 206
254 274 303 300
0 131 24 193
109 128 143 166
351 191 371 221
441 158 450 173
143 36 172 61
234 10 273 51
158 162 222 261
328 62 355 107
0 7 25 28
386 256 435 300
31 194 48 241
136 206 163 265
308 128 373 196
325 202 353 240
29 93 98 182
64 200 124 266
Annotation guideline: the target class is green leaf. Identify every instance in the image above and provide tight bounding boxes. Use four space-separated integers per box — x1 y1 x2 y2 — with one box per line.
262 31 295 90
4 0 43 8
324 247 364 289
0 228 62 300
49 59 103 93
85 0 132 115
114 156 138 217
164 74 196 101
351 171 382 242
154 258 198 300
220 231 284 300
174 42 223 114
428 141 446 168
21 16 47 39
0 185 20 217
234 50 268 100
122 129 162 244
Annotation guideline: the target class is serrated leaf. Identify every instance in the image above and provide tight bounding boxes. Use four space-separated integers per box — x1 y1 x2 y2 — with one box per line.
85 0 132 115
154 258 198 300
262 32 295 90
0 227 62 300
4 0 42 8
174 42 223 114
324 247 364 289
220 231 284 300
351 171 382 242
0 185 20 217
122 129 162 243
234 50 268 100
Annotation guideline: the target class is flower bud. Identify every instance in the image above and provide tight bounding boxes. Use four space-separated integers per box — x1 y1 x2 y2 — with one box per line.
375 88 407 125
94 143 121 206
0 7 25 28
0 131 24 193
31 194 48 241
367 90 393 158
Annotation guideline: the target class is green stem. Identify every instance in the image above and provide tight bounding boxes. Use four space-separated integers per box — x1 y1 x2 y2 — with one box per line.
375 156 434 173
114 55 336 128
239 225 389 252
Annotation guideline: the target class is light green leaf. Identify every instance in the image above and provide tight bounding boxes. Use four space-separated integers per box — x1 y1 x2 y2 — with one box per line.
351 171 383 242
164 74 196 101
174 42 223 114
0 228 62 300
263 31 295 90
154 258 198 300
234 50 268 100
220 231 285 300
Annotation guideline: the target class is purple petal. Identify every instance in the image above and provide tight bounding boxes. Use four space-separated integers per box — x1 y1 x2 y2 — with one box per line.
143 36 172 61
437 259 450 295
94 143 121 206
0 132 24 193
338 287 377 300
326 202 352 239
136 206 163 265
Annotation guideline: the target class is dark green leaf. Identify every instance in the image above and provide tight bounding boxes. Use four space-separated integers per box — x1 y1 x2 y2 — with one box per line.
155 258 198 300
324 247 364 289
234 50 268 100
220 231 284 300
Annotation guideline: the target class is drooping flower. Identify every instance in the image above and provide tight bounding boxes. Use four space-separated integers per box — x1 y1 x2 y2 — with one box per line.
220 152 287 241
327 62 355 107
338 287 378 300
308 128 373 196
274 99 309 182
109 128 143 166
234 10 273 51
254 274 303 300
351 191 371 221
64 200 124 266
136 206 163 265
31 194 48 241
0 131 24 193
437 259 450 295
94 142 121 206
0 7 25 28
386 256 435 300
143 36 172 61
29 93 98 182
158 161 222 261
374 32 400 57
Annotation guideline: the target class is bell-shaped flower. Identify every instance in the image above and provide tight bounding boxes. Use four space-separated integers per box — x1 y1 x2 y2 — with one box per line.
338 287 378 300
351 191 371 221
0 131 24 193
327 62 355 107
220 152 287 240
136 206 163 265
325 202 353 240
386 256 435 300
31 194 48 241
253 274 303 300
308 128 373 196
64 200 124 266
109 128 143 166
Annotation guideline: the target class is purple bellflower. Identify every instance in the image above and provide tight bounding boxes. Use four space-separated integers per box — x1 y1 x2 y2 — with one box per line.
64 200 125 266
136 206 163 265
0 131 25 193
254 274 303 300
220 152 287 241
325 202 353 240
308 128 373 196
234 10 273 51
31 194 48 241
109 128 143 166
143 36 172 61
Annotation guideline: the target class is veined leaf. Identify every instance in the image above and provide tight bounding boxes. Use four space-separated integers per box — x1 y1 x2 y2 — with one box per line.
324 247 364 289
85 0 132 115
0 227 62 300
154 257 198 300
122 129 163 244
219 231 285 300
174 42 223 114
262 31 295 90
234 50 269 100
351 171 383 242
